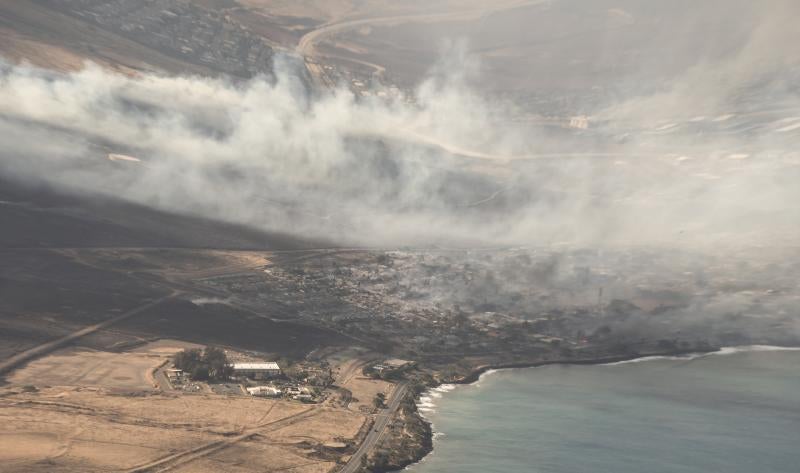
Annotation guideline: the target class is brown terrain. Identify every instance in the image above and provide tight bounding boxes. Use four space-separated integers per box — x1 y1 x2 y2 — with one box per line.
0 383 358 472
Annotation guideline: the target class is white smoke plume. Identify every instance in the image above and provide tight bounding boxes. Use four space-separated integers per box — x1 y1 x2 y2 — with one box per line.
0 32 798 250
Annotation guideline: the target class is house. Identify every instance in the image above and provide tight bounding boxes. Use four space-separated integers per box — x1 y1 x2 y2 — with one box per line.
231 362 281 380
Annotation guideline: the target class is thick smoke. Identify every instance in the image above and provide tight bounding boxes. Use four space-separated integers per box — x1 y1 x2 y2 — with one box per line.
600 0 800 123
0 20 798 249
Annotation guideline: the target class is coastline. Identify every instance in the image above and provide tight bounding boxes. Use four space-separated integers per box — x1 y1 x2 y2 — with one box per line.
451 348 713 386
397 344 800 472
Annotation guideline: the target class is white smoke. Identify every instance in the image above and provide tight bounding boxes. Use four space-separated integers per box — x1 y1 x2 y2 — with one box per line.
0 31 798 250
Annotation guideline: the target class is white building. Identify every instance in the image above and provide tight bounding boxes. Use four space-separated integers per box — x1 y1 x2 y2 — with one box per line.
247 386 282 397
232 362 281 380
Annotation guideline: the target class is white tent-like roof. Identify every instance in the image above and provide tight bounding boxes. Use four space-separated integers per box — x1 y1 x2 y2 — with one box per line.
232 362 280 371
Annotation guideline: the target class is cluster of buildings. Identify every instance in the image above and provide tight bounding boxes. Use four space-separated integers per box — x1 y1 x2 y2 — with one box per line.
233 362 317 402
201 247 796 362
246 385 281 397
246 384 314 402
371 359 414 377
165 357 322 402
48 0 275 77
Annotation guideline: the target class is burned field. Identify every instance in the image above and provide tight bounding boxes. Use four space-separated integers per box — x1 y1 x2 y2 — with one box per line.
4 206 799 384
2 185 799 472
0 247 351 368
198 246 800 373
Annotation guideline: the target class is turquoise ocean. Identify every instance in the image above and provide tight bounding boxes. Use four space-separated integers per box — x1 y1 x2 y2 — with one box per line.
409 347 800 473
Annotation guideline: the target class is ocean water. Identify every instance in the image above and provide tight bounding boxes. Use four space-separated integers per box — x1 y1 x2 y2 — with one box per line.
409 347 800 473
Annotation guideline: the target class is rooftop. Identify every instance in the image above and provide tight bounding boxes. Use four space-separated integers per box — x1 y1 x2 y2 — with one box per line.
232 362 280 370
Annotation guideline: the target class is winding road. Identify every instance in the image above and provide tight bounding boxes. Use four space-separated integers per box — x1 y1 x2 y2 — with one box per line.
296 0 554 87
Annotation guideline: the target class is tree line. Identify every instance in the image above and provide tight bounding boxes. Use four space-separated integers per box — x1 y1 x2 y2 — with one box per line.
174 346 232 381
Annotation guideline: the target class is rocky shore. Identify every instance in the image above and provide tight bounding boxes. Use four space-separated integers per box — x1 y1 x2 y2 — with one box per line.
362 385 433 473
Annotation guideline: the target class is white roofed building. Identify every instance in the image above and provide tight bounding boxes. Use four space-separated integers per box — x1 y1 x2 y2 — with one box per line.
232 362 281 380
247 386 282 397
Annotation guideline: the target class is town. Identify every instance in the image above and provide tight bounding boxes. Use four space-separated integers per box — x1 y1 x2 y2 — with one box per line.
1 0 799 472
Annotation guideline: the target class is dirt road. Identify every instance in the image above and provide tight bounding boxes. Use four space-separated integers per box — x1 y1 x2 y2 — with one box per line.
0 291 179 376
126 406 319 473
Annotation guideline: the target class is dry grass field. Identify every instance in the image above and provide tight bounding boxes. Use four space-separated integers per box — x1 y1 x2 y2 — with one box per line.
0 339 369 472
8 340 198 391
326 348 395 413
0 384 366 472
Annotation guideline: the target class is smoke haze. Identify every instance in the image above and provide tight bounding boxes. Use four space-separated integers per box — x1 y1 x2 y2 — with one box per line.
1 5 798 250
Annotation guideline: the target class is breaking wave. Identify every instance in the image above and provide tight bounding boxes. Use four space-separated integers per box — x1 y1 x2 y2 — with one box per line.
603 345 800 366
417 384 458 417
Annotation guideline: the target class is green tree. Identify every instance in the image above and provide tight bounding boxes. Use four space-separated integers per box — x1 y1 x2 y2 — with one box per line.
174 346 231 381
191 365 209 381
174 348 203 373
203 346 231 379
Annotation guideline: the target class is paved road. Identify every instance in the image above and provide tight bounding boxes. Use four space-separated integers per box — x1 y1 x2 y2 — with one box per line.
296 0 553 89
339 381 409 473
296 0 551 59
0 291 179 376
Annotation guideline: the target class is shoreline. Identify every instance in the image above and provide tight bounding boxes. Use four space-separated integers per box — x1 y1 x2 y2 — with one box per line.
399 344 800 472
451 348 713 386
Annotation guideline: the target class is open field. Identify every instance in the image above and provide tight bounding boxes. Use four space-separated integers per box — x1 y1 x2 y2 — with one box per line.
0 25 89 71
8 340 200 391
339 369 393 414
0 383 366 472
58 248 273 281
0 334 372 473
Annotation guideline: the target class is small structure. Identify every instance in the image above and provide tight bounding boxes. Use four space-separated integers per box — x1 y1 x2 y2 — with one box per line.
232 362 281 380
165 368 185 385
286 386 310 396
384 359 413 369
247 386 282 397
371 359 415 378
294 393 314 402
